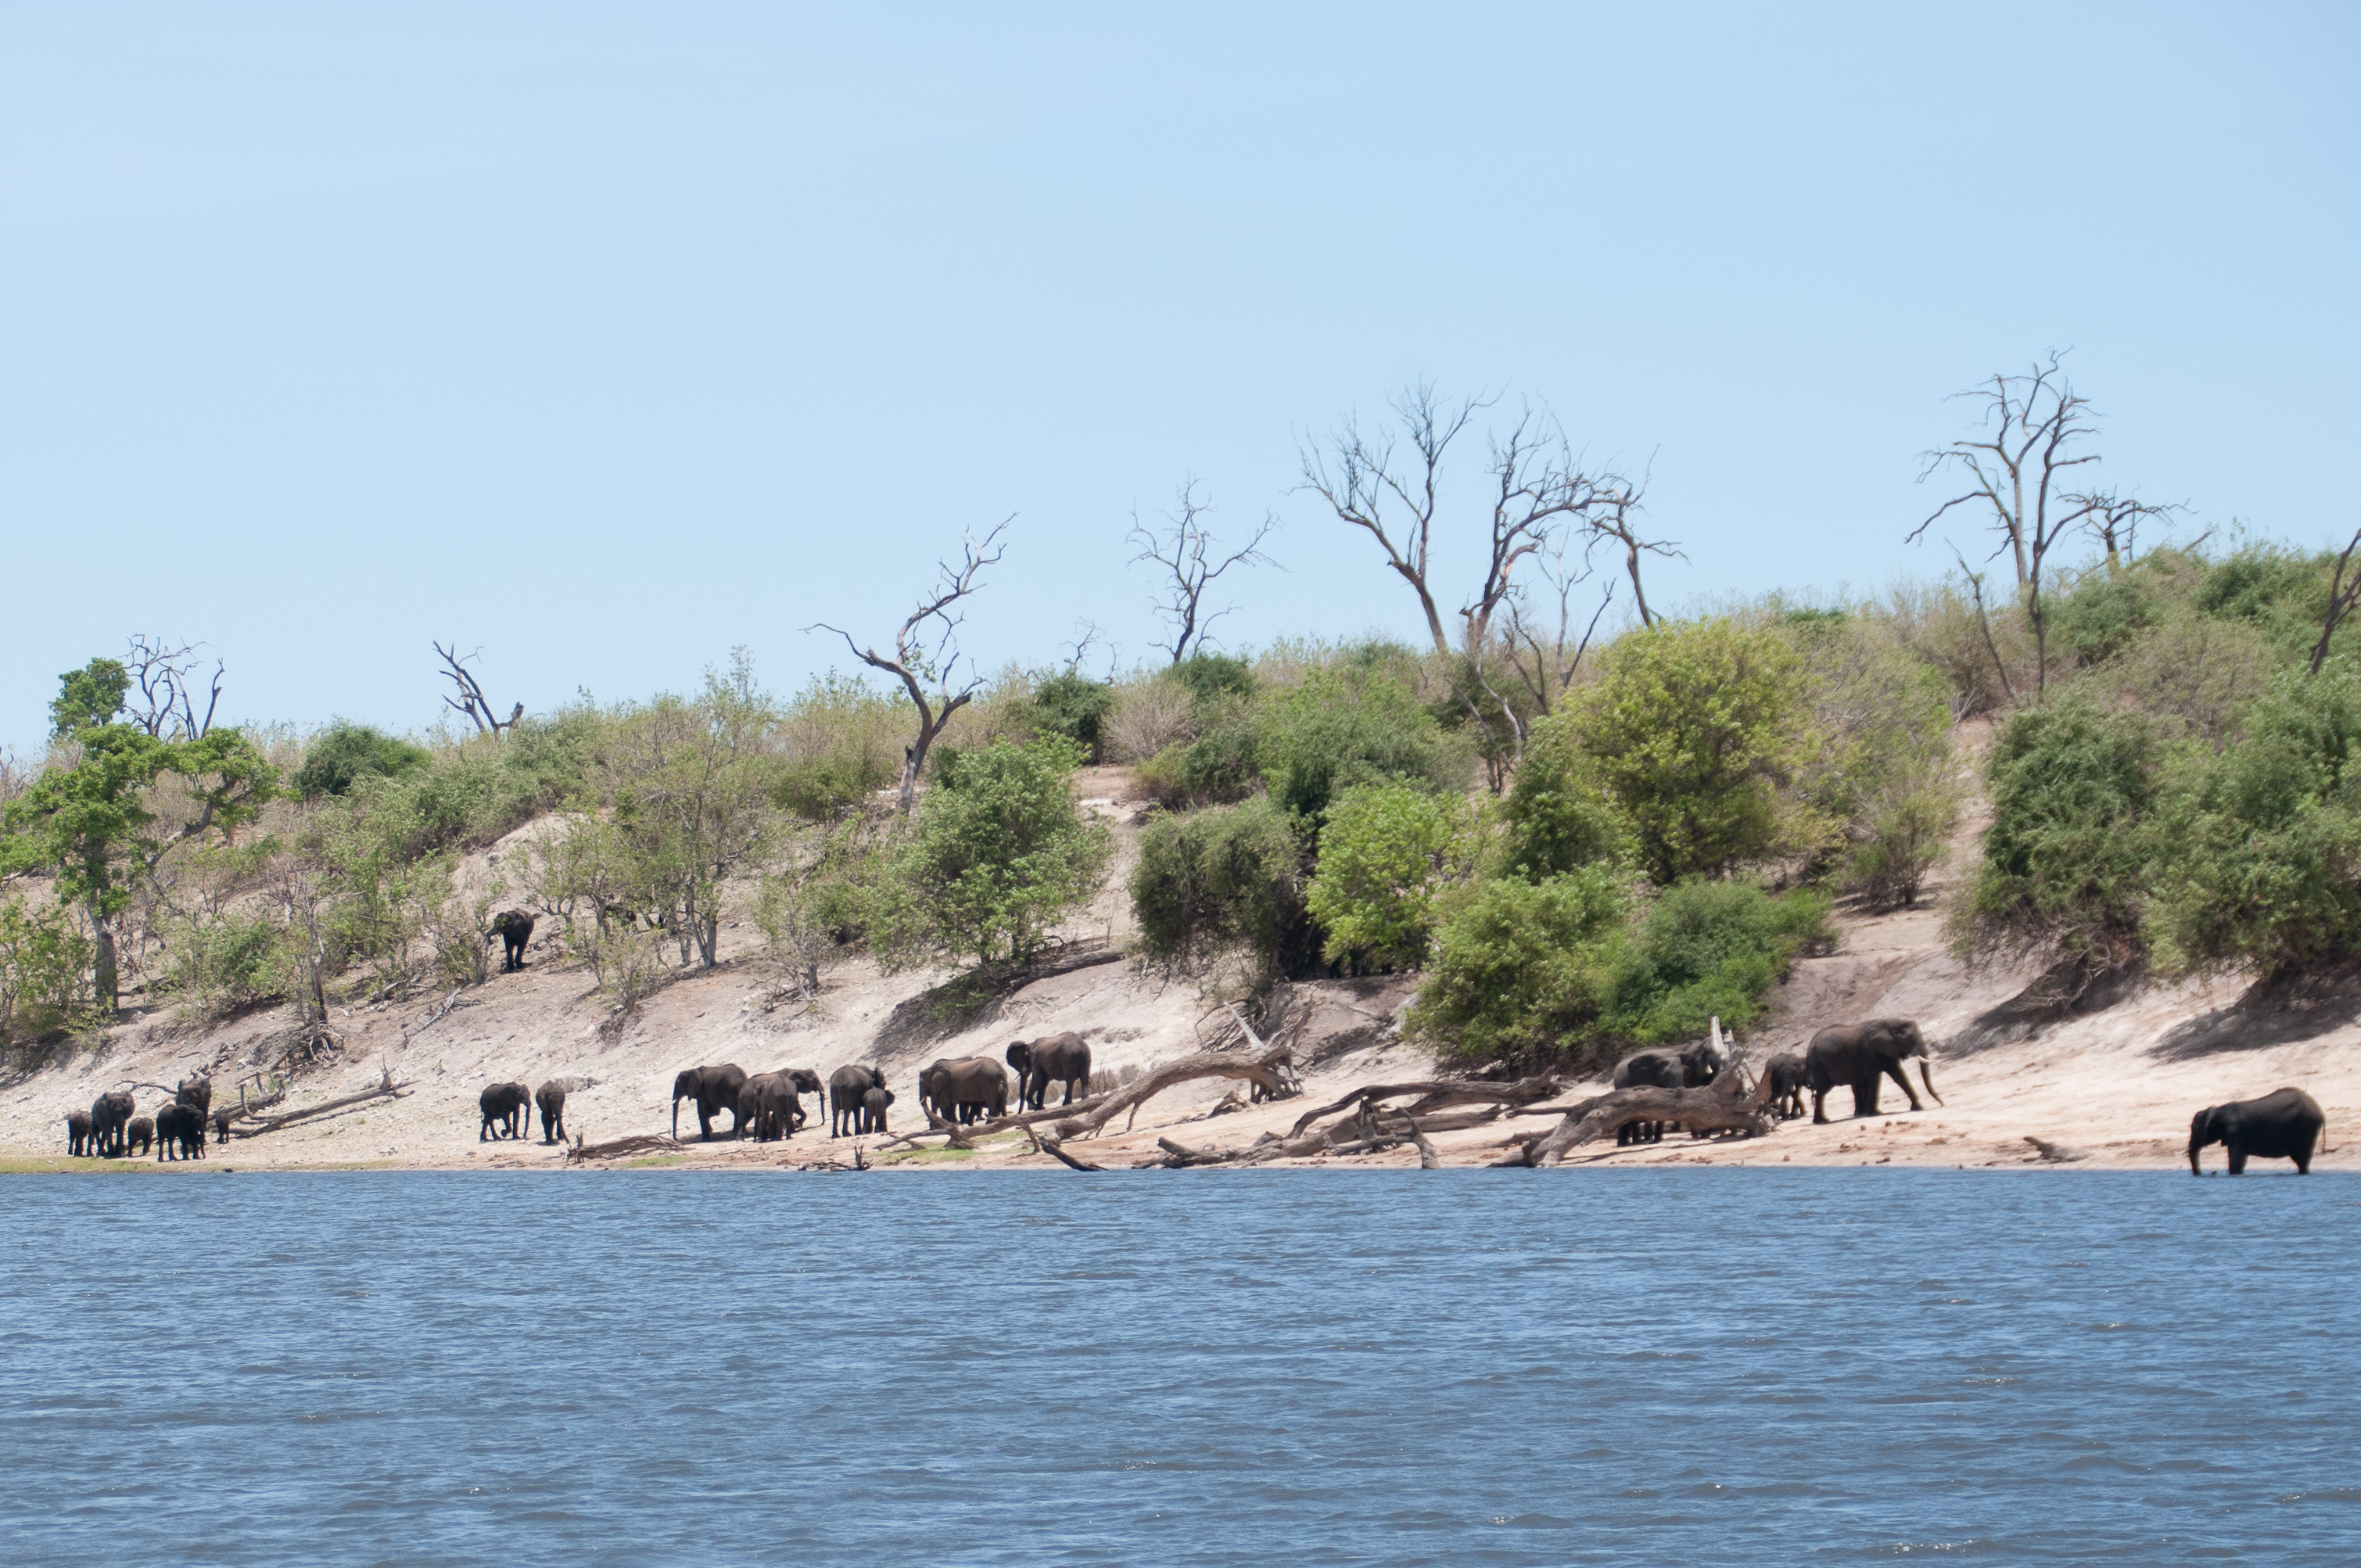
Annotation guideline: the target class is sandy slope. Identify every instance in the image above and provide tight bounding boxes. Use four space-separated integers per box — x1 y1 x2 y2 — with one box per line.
5 766 2354 1175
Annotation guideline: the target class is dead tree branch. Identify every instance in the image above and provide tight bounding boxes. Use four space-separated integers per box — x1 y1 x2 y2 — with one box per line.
808 518 1010 815
2314 526 2361 676
434 643 522 735
1128 479 1279 665
1493 1069 1775 1167
121 637 224 740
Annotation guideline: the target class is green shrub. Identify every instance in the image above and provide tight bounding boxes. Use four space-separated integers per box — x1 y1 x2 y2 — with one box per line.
1405 869 1627 1060
1259 667 1466 820
867 737 1112 969
2148 665 2361 976
1170 651 1255 705
1960 695 2162 974
1010 671 1118 762
0 898 92 1041
292 721 429 798
1501 711 1625 878
1129 795 1307 981
1577 619 1814 884
774 748 895 820
1303 783 1484 968
159 910 288 1014
2051 569 2158 668
1599 879 1830 1044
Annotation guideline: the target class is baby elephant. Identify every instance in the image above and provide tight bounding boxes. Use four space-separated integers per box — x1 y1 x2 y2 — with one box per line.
862 1085 895 1134
535 1081 568 1144
2189 1087 2327 1175
1763 1053 1807 1121
65 1109 92 1157
479 1081 532 1141
124 1116 155 1157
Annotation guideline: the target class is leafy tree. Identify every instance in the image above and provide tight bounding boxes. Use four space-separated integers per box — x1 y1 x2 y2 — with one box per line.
1577 619 1813 884
1405 868 1627 1060
50 658 129 738
0 897 93 1044
1959 695 2161 980
1129 795 1305 981
1304 783 1485 968
1598 879 1829 1044
1499 709 1626 878
1786 619 1960 906
1259 666 1466 820
292 721 430 798
2148 665 2361 977
1017 670 1119 762
869 737 1112 969
0 724 277 1008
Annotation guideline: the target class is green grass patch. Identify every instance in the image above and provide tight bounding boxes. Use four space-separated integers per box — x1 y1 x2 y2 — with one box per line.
619 1153 689 1168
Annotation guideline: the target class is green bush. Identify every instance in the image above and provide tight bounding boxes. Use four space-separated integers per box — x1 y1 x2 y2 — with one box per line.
1303 783 1483 968
1169 652 1255 705
867 737 1112 969
1012 670 1118 762
1129 795 1307 981
1960 695 2162 974
292 721 429 798
2148 666 2361 976
0 898 92 1041
774 748 895 821
1500 711 1625 878
1577 619 1814 884
1599 879 1830 1044
2051 569 2158 668
1259 667 1466 820
1405 869 1627 1060
160 910 287 1014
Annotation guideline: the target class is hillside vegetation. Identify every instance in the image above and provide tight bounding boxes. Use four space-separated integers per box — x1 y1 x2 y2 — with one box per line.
8 367 2361 1085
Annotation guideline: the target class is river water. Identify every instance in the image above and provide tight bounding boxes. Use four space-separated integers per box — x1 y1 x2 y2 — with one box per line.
2 1168 2355 1565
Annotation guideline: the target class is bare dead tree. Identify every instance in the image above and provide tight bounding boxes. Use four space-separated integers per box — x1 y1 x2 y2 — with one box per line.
120 637 224 740
1127 480 1278 665
809 518 1010 815
2076 490 2181 574
1950 544 2019 708
2313 527 2361 676
434 643 523 735
1502 537 1618 719
1301 385 1676 653
1911 353 2141 698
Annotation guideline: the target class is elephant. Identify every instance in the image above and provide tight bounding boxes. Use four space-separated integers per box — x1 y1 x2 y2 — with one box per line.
154 1103 206 1161
176 1074 213 1118
2189 1088 2327 1175
479 1081 533 1141
124 1116 155 1157
1804 1018 1940 1124
212 1106 239 1145
862 1085 895 1133
487 909 536 972
1764 1052 1807 1121
1007 1032 1093 1111
785 1067 823 1131
671 1064 748 1140
66 1109 92 1157
536 1081 568 1144
737 1071 803 1143
1609 1036 1728 1144
91 1090 136 1157
829 1065 886 1137
920 1057 1008 1125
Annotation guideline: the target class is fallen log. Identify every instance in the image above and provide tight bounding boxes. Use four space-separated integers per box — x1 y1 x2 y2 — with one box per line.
227 1081 411 1138
566 1133 685 1164
1286 1075 1563 1137
1406 1114 1442 1170
1053 1041 1300 1140
1155 1136 1240 1168
2024 1136 2090 1164
1027 1125 1106 1172
1494 1071 1774 1167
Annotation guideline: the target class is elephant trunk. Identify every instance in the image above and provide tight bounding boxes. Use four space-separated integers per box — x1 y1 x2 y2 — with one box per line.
1918 1059 1943 1107
671 1095 681 1139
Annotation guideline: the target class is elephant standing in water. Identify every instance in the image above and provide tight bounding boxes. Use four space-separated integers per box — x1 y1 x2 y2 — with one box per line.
1007 1033 1093 1111
2189 1088 2327 1175
1804 1019 1940 1124
671 1064 748 1141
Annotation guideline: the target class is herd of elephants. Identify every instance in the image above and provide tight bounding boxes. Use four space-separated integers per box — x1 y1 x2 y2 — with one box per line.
52 1017 2331 1175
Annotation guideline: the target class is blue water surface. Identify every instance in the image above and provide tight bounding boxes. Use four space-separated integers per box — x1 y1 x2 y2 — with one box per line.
2 1168 2356 1565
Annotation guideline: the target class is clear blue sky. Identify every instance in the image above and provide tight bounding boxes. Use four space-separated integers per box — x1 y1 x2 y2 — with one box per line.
2 2 2353 750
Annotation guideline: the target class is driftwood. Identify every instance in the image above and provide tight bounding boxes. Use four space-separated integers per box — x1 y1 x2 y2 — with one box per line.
1286 1075 1563 1138
1405 1114 1441 1170
1493 1070 1775 1167
1026 1125 1107 1172
2024 1136 2090 1164
224 1074 409 1139
1055 1041 1301 1139
566 1133 685 1164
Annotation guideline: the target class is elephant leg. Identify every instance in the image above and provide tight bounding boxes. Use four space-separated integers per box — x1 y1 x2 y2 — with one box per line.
2228 1146 2248 1175
1851 1078 1881 1116
1883 1063 1923 1112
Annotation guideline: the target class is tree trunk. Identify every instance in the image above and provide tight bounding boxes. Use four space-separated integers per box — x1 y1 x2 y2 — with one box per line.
89 904 118 1013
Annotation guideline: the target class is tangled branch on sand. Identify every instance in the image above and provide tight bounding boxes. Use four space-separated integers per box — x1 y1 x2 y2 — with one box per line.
565 1133 684 1164
1491 1067 1776 1167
